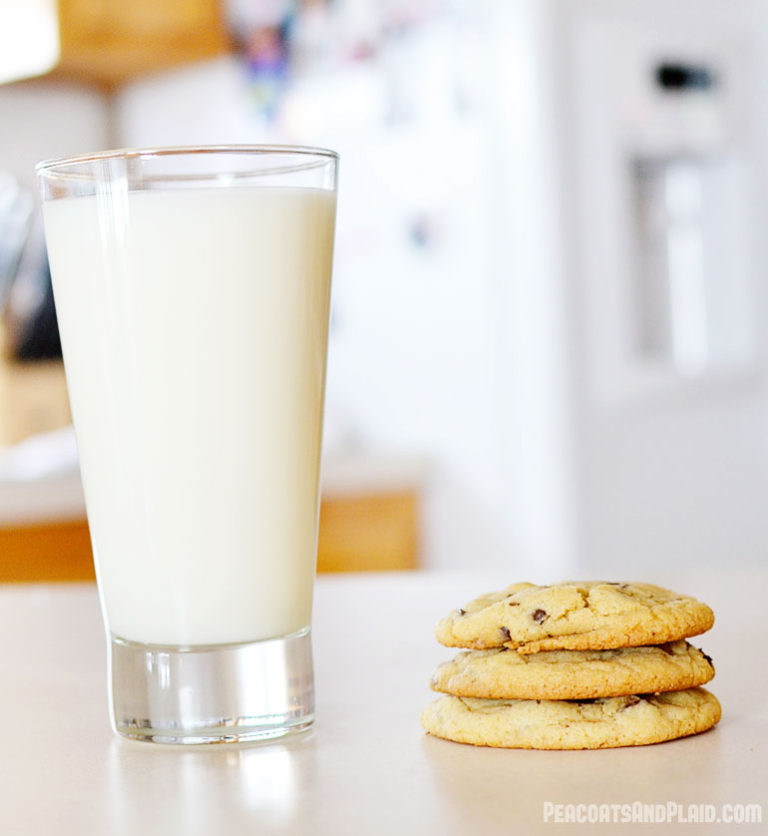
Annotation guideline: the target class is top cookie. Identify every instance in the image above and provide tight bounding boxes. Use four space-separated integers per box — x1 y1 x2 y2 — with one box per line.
435 581 714 653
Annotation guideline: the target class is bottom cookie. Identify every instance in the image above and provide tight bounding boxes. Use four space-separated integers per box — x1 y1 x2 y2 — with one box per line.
420 688 721 750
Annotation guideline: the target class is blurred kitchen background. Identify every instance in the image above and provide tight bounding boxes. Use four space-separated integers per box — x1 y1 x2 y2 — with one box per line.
2 0 768 580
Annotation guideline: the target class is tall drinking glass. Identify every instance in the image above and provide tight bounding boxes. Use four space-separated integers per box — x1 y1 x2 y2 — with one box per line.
37 146 337 744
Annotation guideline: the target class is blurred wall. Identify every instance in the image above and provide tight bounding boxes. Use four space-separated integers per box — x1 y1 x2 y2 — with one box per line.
5 0 767 576
0 81 108 188
110 0 768 575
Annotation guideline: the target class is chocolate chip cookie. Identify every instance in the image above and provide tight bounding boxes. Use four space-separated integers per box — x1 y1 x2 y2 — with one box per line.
430 640 715 701
420 688 722 749
435 581 714 653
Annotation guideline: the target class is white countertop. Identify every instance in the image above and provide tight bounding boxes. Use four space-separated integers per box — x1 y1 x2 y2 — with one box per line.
0 568 766 835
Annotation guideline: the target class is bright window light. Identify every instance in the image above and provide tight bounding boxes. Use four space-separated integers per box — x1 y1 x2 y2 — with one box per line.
0 0 59 86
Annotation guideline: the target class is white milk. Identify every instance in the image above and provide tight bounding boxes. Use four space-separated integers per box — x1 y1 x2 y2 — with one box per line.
43 187 335 646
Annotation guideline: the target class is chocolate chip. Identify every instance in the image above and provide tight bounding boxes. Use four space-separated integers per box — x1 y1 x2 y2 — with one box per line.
458 609 466 616
508 601 520 606
699 648 713 666
499 626 511 641
659 643 674 655
531 608 548 624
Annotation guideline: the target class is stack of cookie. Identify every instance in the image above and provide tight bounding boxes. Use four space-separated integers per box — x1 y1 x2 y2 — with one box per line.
420 581 721 749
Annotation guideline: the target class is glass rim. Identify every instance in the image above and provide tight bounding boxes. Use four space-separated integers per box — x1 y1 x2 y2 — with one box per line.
35 144 339 176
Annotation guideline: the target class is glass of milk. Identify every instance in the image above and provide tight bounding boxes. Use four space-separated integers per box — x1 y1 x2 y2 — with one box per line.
37 146 337 744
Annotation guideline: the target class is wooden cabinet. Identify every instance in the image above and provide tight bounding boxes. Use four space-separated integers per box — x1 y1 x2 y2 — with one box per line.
317 491 419 573
0 492 420 581
51 0 230 89
0 518 94 581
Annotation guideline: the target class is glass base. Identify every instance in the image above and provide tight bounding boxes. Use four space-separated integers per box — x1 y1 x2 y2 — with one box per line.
109 628 314 745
